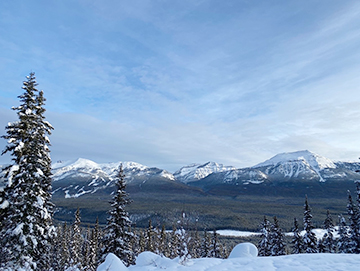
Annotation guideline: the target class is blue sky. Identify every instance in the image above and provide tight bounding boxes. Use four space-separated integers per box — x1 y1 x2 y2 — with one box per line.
1 0 360 172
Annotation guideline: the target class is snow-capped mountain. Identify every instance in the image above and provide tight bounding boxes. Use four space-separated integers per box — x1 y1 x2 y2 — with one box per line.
3 150 360 200
182 150 360 191
174 161 235 183
251 150 358 183
51 158 175 198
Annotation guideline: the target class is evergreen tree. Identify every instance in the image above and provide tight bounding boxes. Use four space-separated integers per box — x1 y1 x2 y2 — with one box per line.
0 73 55 270
355 182 360 253
59 222 71 270
337 215 352 253
92 217 102 266
146 219 155 252
178 227 190 263
138 230 146 254
291 217 303 254
210 230 222 258
322 210 336 253
189 228 202 258
101 164 135 266
83 227 92 270
346 191 359 253
170 226 180 259
71 208 83 269
258 216 272 256
269 216 286 256
158 225 169 257
201 230 211 258
302 196 318 253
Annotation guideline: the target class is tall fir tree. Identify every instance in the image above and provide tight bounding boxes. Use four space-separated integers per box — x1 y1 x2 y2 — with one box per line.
346 191 359 253
302 196 318 253
146 219 155 253
355 181 360 253
101 164 135 266
269 216 286 256
0 73 55 270
322 210 336 253
210 230 222 258
60 222 71 270
337 215 352 253
201 230 211 258
170 226 180 259
258 216 272 256
189 229 202 258
71 208 83 269
291 217 303 254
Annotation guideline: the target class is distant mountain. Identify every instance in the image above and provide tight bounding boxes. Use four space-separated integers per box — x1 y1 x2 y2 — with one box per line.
174 161 235 183
51 158 175 198
2 151 360 229
186 150 360 198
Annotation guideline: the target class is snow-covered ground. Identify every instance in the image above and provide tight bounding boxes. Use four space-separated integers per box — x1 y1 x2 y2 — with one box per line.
97 243 360 271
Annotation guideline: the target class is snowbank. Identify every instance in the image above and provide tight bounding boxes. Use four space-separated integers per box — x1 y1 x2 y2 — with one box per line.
228 243 258 258
98 250 360 271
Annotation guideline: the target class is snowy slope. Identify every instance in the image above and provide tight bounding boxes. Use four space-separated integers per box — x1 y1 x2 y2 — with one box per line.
252 150 345 182
174 161 235 183
51 158 175 198
98 249 360 271
254 150 336 170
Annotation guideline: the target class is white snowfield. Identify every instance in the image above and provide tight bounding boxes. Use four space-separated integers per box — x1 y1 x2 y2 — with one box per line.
97 243 360 271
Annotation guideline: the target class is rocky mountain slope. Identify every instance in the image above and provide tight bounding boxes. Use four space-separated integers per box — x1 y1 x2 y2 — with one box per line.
2 150 360 229
47 150 360 199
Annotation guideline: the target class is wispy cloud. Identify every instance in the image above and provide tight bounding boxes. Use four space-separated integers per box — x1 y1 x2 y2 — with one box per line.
1 1 360 171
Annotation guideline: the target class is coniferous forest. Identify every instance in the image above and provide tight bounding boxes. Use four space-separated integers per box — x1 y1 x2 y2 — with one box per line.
2 74 360 270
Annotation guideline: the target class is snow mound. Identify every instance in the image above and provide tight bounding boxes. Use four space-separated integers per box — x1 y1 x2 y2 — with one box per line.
135 251 177 269
97 253 127 271
228 243 258 258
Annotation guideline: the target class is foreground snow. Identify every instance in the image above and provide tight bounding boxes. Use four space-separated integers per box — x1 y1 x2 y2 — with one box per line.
98 243 360 271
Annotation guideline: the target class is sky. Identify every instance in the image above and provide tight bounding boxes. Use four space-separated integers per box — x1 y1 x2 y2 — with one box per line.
1 0 360 172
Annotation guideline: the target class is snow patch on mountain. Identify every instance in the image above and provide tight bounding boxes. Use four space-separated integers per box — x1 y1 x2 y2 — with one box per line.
254 150 336 170
174 162 235 183
253 150 337 182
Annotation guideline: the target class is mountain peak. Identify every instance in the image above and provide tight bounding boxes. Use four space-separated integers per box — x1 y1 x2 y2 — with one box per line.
174 161 235 183
254 150 336 170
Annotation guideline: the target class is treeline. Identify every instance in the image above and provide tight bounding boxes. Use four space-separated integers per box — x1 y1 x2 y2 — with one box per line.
50 211 230 270
258 182 360 256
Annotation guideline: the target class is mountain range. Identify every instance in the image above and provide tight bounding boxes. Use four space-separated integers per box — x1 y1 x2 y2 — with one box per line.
50 150 360 199
2 150 360 229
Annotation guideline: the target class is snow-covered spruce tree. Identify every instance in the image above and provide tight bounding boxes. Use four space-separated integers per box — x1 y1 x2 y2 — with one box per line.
201 229 211 258
189 228 202 258
346 191 359 253
59 222 71 270
322 210 336 253
209 230 222 258
355 181 360 253
302 196 318 253
0 72 55 270
337 215 352 253
170 225 180 258
158 224 169 257
269 216 286 256
101 164 135 266
258 216 272 256
71 208 83 269
291 217 303 254
178 227 190 263
146 219 155 253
